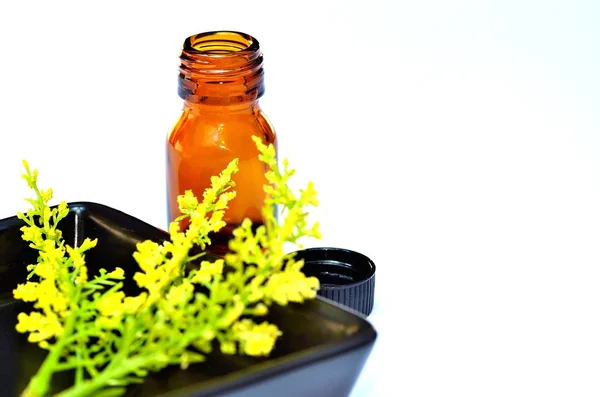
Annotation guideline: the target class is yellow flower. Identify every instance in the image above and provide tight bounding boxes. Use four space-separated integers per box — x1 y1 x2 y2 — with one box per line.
214 191 236 211
15 311 63 343
202 188 217 206
165 282 193 306
49 294 69 316
42 206 51 227
178 190 199 213
57 201 69 219
34 279 69 317
107 267 125 279
66 245 88 284
13 282 38 302
201 329 215 340
220 341 236 355
133 240 171 295
263 270 319 306
33 260 55 280
75 266 88 286
97 291 125 318
252 303 268 316
20 225 43 245
192 260 224 284
180 352 190 370
38 240 65 271
209 210 226 232
217 301 244 328
233 320 281 356
123 293 147 314
96 316 121 329
133 240 163 273
41 188 53 203
79 237 98 252
246 285 264 303
168 221 180 238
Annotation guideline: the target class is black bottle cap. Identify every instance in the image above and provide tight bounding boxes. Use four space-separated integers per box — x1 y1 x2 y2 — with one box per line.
288 247 376 317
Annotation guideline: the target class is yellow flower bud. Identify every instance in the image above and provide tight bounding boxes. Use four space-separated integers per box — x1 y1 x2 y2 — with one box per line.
220 341 236 355
97 291 125 318
123 293 147 314
13 282 39 302
233 320 281 356
107 267 125 279
253 303 268 316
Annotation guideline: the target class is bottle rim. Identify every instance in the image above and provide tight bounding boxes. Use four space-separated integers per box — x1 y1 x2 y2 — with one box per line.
177 31 265 103
183 31 260 57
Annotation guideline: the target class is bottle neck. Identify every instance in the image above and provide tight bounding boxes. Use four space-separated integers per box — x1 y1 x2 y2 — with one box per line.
183 99 260 115
178 31 265 105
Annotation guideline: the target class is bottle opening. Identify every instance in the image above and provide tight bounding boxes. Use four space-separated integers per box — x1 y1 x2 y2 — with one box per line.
186 31 258 55
178 31 265 103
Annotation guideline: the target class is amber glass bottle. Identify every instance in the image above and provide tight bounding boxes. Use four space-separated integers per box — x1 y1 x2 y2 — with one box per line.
166 31 277 256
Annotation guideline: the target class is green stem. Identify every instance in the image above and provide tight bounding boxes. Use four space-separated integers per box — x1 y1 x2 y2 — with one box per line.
106 318 135 371
54 319 141 397
30 182 48 231
20 312 78 397
54 356 148 397
187 252 206 262
74 341 83 385
54 354 108 372
63 329 101 345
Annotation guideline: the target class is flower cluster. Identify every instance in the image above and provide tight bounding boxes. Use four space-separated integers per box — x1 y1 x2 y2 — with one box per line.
13 161 100 349
13 137 321 397
225 136 322 308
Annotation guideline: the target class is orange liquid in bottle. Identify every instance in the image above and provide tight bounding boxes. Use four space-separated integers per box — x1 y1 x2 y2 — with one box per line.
166 31 277 256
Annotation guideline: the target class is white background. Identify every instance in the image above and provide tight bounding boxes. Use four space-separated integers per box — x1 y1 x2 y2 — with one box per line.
1 1 600 396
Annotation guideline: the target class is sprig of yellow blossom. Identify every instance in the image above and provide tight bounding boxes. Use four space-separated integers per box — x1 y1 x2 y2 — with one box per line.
12 137 321 397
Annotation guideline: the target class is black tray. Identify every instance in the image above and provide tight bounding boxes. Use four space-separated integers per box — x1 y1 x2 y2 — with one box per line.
0 202 377 397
